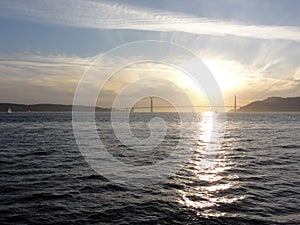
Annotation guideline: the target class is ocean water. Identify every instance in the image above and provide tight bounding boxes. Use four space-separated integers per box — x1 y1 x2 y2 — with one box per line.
0 112 299 225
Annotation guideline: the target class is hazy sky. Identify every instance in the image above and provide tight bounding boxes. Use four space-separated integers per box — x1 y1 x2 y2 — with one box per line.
0 0 300 108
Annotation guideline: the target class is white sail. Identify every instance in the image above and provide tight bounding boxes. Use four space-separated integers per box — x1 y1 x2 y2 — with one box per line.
7 108 12 114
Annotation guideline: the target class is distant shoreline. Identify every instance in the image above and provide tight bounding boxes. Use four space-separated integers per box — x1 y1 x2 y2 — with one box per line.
0 103 111 112
237 97 300 112
1 96 300 112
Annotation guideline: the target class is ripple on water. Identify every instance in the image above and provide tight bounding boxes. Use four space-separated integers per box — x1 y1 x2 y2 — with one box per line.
0 112 299 224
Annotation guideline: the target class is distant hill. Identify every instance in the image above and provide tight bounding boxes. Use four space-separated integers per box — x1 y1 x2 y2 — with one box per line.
238 97 300 112
0 103 111 112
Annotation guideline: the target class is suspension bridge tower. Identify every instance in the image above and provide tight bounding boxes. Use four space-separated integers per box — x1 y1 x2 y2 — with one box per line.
150 97 154 113
234 95 237 112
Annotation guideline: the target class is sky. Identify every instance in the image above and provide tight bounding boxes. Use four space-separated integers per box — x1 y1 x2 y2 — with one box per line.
0 0 300 109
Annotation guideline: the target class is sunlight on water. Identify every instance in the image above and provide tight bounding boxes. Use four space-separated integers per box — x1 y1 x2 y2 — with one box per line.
177 112 245 217
1 113 299 224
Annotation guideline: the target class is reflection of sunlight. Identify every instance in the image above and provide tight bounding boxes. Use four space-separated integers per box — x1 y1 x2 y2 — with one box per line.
177 112 244 217
198 112 214 144
178 190 217 209
197 173 223 182
202 183 232 192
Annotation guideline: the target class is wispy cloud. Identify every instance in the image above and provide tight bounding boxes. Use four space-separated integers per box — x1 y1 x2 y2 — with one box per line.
0 53 90 103
1 0 300 41
0 53 206 105
1 51 299 106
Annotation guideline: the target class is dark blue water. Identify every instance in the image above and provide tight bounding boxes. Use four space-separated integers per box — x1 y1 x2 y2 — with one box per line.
0 112 299 224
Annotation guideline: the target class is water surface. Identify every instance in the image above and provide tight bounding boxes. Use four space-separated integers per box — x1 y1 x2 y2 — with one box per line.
0 112 299 224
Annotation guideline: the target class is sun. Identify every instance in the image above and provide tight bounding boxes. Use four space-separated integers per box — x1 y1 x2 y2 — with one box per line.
204 59 245 92
177 59 245 95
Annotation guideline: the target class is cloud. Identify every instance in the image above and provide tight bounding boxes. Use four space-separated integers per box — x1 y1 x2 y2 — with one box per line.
1 46 299 107
0 53 207 106
0 53 91 104
1 0 300 41
294 68 300 80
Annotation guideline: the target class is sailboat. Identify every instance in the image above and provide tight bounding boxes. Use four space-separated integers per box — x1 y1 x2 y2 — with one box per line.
7 107 12 114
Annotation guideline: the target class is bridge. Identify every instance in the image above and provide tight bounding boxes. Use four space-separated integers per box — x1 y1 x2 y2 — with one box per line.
124 96 240 112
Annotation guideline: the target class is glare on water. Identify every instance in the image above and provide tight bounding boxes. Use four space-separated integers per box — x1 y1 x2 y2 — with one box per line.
177 112 245 217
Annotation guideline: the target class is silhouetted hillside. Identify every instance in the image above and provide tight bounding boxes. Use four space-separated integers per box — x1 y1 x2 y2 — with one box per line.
0 103 111 112
238 97 300 112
